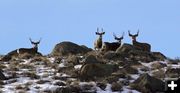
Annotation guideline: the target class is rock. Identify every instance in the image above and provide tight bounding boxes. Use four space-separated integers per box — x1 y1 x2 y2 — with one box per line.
116 43 135 55
152 69 165 79
84 55 100 64
97 82 107 90
116 43 156 62
1 50 42 61
80 63 119 81
130 73 165 93
151 62 167 70
0 69 6 80
66 55 80 65
166 68 180 78
111 82 122 92
51 87 72 93
121 65 138 74
80 83 96 93
105 76 119 84
128 50 156 62
152 52 166 61
103 51 125 61
51 41 92 56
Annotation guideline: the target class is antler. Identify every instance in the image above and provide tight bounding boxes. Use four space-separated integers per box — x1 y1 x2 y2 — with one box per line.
29 38 41 44
29 38 33 44
96 27 99 34
114 32 123 40
37 38 41 44
101 28 105 35
128 30 132 36
135 30 139 37
113 33 118 39
120 32 124 39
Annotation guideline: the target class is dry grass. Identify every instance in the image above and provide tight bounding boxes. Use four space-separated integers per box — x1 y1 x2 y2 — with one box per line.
23 72 40 79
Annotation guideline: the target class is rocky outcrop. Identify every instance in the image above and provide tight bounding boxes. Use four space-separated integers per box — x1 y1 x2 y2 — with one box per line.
116 43 135 55
0 69 6 80
152 52 166 61
130 73 165 93
1 49 42 61
51 41 92 56
80 63 119 81
115 43 166 62
166 68 180 78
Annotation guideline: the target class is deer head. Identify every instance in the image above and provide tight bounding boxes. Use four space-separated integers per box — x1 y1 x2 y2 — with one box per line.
29 38 41 49
128 30 139 41
113 32 124 43
96 28 105 38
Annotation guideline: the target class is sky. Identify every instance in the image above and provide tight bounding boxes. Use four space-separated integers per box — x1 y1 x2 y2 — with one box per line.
0 0 179 58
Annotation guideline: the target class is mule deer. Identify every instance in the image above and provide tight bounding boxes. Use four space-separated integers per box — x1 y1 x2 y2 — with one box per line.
101 32 124 52
94 28 105 50
1 38 42 61
128 30 151 52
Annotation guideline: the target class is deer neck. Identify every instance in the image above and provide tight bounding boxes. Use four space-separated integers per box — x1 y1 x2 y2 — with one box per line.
99 36 103 41
32 45 38 52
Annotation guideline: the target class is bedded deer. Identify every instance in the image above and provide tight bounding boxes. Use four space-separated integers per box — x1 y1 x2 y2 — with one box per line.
101 32 124 52
94 28 105 50
128 30 151 52
1 38 42 61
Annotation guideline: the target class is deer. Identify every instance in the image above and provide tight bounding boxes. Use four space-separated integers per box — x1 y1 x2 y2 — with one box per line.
1 38 42 61
94 28 105 51
128 30 151 52
101 32 124 52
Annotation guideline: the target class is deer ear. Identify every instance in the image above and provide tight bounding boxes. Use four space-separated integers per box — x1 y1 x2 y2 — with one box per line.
96 32 99 35
102 32 105 35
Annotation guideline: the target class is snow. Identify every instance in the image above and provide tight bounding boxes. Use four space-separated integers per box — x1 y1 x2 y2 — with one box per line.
0 58 177 93
74 64 82 70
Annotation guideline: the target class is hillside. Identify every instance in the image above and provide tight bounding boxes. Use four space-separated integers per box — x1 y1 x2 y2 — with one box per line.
0 41 179 93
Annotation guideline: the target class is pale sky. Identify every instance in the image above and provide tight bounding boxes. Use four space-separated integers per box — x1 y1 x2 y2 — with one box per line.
0 0 180 58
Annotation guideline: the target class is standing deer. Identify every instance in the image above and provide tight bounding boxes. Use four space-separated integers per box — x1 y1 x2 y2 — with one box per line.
1 38 42 61
94 28 105 50
101 32 124 52
128 30 151 52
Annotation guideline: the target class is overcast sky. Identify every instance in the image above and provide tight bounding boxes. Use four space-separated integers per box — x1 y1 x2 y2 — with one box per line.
0 0 179 58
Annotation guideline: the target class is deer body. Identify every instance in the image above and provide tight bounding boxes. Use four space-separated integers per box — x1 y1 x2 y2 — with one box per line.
101 33 124 52
132 40 151 52
129 30 151 52
1 38 41 61
101 42 121 52
94 28 105 50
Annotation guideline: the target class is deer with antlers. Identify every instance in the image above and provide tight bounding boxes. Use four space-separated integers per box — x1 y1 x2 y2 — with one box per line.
94 28 105 50
128 30 151 52
1 38 42 61
101 32 124 52
16 38 41 54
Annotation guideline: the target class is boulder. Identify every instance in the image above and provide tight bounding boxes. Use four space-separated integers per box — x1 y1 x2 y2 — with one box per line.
1 50 42 61
152 52 166 61
130 73 165 93
121 65 138 74
51 41 92 56
116 43 135 55
103 51 125 61
166 68 180 78
0 69 6 80
80 63 119 81
66 55 80 65
128 50 156 62
151 62 167 70
84 55 100 64
111 82 122 92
